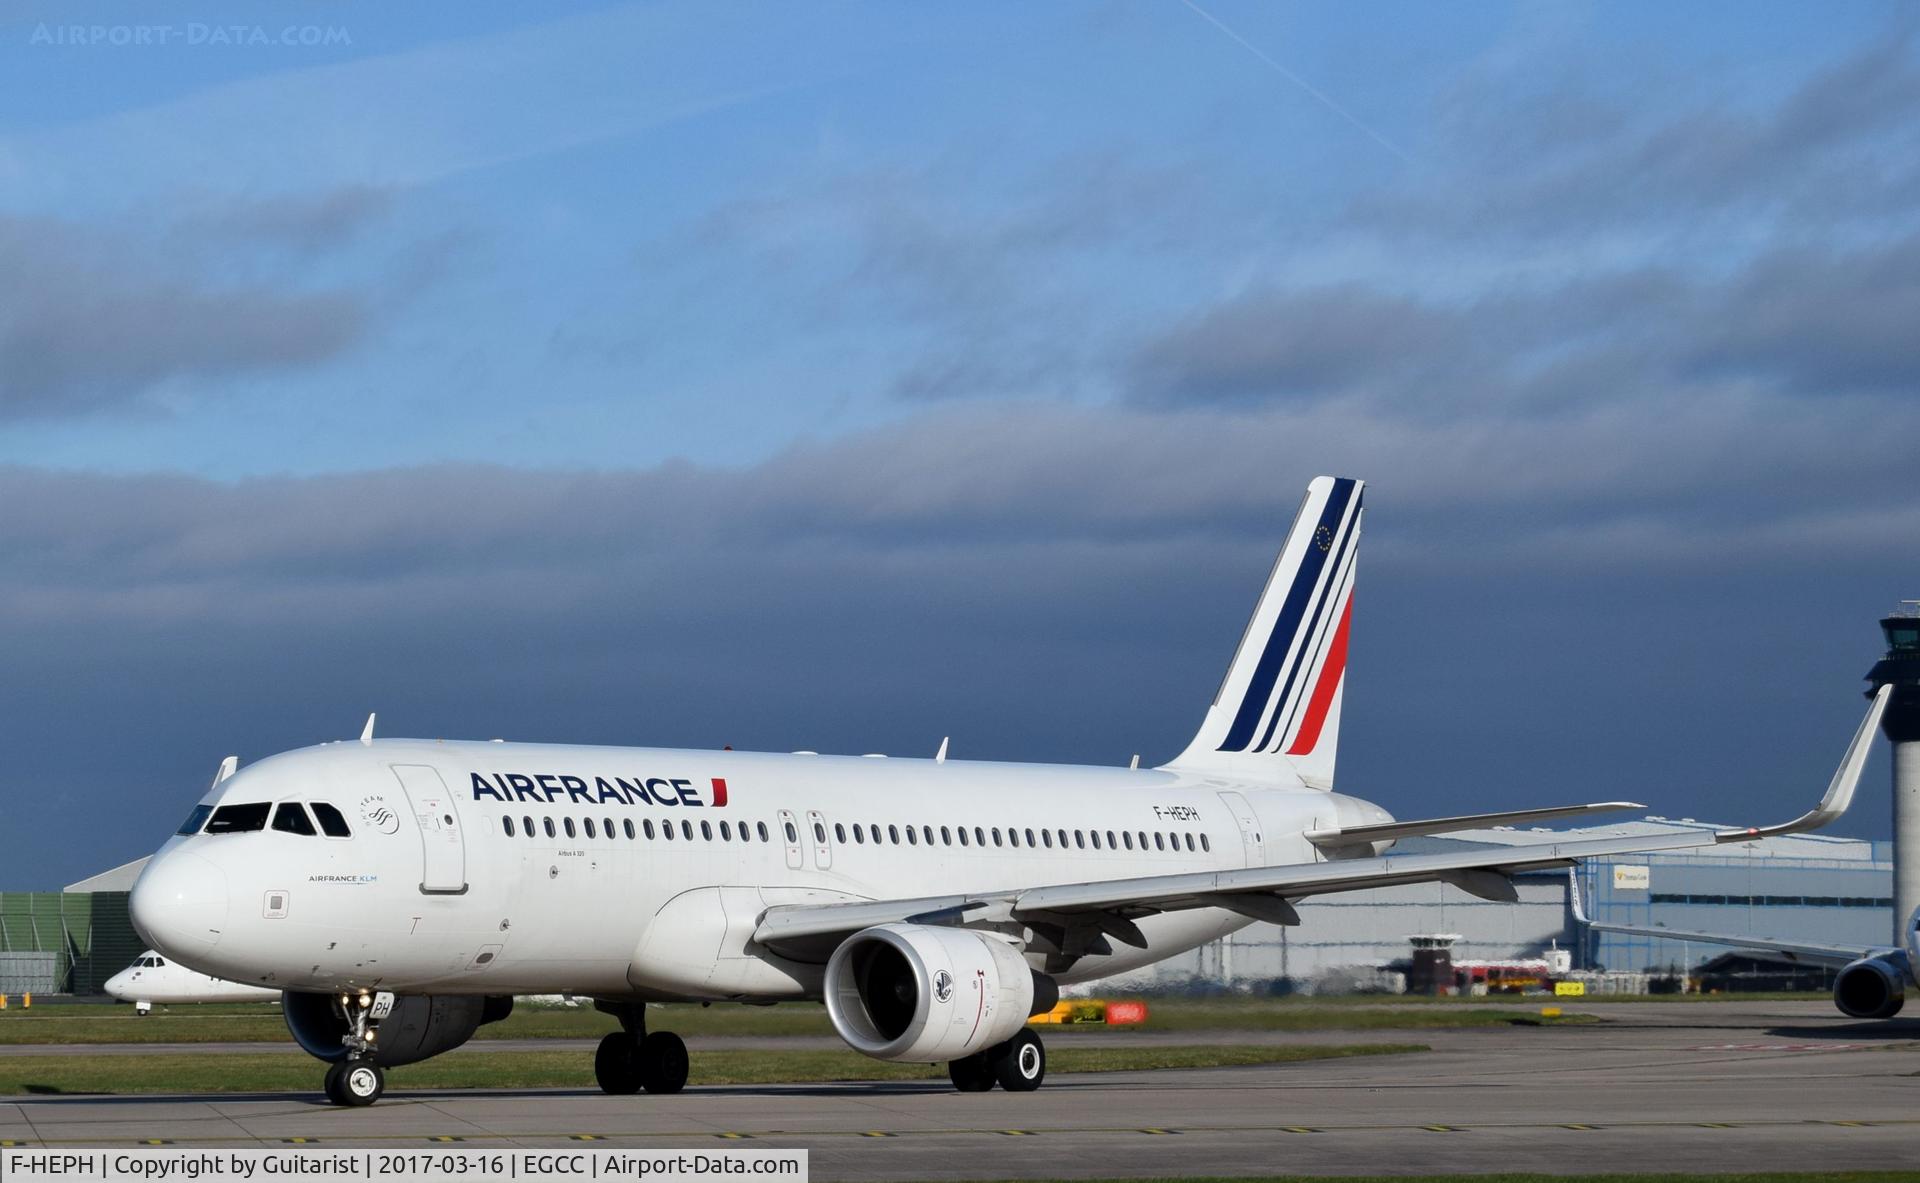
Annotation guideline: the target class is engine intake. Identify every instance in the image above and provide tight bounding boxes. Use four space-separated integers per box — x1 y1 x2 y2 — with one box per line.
284 992 513 1067
1834 953 1907 1020
825 923 1050 1062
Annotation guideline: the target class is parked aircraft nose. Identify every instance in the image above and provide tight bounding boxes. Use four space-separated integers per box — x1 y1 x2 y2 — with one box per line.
102 967 136 1001
130 852 228 963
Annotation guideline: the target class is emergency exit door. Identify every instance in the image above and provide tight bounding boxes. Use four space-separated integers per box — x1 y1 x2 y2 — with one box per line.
1216 790 1265 867
392 765 467 894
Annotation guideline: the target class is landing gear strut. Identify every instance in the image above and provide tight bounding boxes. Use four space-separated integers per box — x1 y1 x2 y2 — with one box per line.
948 1028 1045 1093
593 1002 689 1095
322 991 392 1107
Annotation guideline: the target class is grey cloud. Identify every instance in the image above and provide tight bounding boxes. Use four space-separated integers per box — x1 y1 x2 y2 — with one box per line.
0 215 368 421
184 185 396 250
1125 232 1920 411
1360 32 1920 239
1128 285 1483 407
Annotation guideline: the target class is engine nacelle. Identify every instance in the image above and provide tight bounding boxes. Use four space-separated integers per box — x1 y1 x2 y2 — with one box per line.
825 923 1050 1062
1834 953 1908 1020
285 992 514 1067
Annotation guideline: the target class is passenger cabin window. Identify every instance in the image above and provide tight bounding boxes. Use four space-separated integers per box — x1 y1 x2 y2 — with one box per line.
564 817 577 839
544 818 556 839
625 819 636 840
681 820 693 840
176 803 214 836
205 802 270 834
504 817 516 837
271 803 316 836
1200 834 1211 852
523 815 535 837
758 822 770 842
584 818 596 839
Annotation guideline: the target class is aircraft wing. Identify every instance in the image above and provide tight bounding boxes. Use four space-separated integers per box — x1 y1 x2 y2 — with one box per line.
755 686 1889 959
1566 868 1876 966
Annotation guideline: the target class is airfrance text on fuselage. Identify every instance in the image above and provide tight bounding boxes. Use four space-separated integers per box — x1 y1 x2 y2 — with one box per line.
469 773 729 808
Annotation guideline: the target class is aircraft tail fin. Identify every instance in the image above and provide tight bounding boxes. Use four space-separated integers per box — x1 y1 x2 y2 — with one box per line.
1164 475 1363 788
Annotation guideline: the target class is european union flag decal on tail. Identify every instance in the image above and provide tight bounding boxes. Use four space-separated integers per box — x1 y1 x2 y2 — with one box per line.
1166 475 1363 790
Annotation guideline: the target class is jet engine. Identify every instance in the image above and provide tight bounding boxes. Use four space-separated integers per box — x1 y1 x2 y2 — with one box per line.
1833 952 1908 1019
825 923 1056 1062
285 992 514 1066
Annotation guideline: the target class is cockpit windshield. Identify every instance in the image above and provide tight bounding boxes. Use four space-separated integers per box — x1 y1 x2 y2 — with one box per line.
205 802 271 834
311 802 352 838
176 803 214 836
271 803 317 836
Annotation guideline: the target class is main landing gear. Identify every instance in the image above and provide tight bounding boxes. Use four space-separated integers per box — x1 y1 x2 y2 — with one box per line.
948 1028 1046 1093
593 1002 689 1095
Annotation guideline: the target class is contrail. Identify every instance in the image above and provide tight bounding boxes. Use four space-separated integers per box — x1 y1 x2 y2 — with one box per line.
1179 0 1412 166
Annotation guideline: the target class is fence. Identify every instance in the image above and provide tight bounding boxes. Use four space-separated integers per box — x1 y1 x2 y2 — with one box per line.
0 892 144 994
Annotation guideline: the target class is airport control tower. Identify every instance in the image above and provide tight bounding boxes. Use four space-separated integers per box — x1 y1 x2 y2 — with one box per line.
1867 602 1920 944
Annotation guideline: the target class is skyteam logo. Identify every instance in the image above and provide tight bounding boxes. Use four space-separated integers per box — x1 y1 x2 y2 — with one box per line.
358 795 401 834
468 772 730 808
1218 476 1361 757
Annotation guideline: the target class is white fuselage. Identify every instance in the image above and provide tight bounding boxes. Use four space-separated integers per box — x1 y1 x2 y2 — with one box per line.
130 738 1386 1000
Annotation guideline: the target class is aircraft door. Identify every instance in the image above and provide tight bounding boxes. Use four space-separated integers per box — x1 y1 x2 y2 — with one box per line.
777 809 803 870
806 809 833 870
391 765 468 894
1215 790 1265 868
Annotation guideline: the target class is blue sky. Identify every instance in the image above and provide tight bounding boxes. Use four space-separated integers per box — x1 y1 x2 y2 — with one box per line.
2 2 1917 886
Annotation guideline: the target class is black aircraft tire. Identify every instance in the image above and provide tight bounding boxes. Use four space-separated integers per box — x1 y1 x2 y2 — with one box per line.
991 1029 1045 1093
339 1060 385 1107
322 1062 348 1106
947 1053 997 1092
595 1032 643 1095
640 1031 689 1095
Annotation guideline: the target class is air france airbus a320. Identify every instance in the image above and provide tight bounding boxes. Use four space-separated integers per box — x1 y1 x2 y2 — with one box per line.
129 477 1890 1106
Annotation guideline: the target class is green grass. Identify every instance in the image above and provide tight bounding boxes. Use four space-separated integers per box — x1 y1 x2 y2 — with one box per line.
0 996 1593 1045
0 1041 1424 1095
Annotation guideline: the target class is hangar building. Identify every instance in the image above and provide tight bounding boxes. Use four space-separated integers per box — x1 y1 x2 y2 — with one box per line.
1112 818 1890 991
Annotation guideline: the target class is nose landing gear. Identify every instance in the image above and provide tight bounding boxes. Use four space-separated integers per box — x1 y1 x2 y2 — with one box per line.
593 1002 689 1095
322 990 393 1107
324 1059 385 1106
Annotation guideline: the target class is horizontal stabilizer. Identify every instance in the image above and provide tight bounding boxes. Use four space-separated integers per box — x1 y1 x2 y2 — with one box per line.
1305 801 1642 850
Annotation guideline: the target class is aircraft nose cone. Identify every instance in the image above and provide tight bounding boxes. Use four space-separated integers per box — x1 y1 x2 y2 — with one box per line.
130 852 228 963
